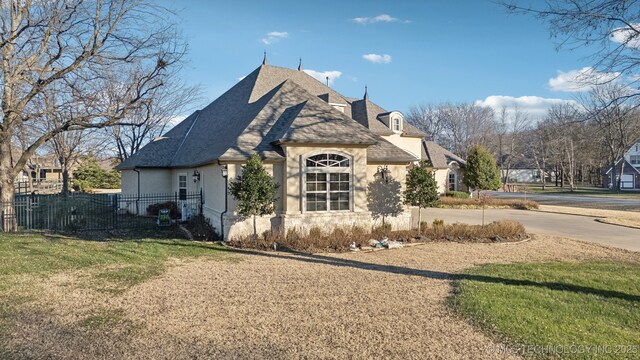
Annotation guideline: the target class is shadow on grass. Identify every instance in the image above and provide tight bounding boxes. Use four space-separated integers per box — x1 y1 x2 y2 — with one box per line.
230 248 640 303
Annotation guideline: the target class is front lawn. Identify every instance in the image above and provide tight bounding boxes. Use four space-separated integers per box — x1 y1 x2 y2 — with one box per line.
0 232 231 351
452 261 640 359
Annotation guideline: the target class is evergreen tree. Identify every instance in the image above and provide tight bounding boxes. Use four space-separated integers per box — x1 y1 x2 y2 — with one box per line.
464 145 501 197
229 153 279 239
403 161 439 234
464 145 501 225
72 157 120 192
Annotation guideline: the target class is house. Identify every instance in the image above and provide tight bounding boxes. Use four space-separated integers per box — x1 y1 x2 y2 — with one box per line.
422 141 467 194
497 155 545 184
603 142 640 190
117 57 428 239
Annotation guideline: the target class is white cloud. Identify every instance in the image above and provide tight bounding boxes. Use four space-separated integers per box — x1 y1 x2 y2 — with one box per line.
351 14 408 24
303 69 342 85
260 31 289 45
475 95 577 119
610 24 640 48
362 53 392 64
549 67 620 92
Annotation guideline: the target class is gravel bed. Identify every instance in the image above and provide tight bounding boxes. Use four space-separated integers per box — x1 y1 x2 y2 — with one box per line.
5 234 639 359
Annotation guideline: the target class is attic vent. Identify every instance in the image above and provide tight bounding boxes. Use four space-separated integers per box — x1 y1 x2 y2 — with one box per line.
332 105 345 113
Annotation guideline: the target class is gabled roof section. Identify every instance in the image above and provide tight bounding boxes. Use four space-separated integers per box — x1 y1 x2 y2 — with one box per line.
271 83 379 145
422 141 466 169
368 137 419 163
117 63 421 169
351 98 426 138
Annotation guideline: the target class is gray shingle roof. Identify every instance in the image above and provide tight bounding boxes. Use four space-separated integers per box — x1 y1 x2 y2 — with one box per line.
369 138 419 163
422 141 466 169
117 64 417 170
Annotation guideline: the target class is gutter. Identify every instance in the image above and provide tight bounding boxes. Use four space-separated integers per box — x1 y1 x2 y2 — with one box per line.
133 168 141 215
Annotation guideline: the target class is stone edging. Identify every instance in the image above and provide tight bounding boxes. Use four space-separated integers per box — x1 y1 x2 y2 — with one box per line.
178 224 194 240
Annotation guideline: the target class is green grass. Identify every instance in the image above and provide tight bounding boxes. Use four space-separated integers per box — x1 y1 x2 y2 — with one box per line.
0 232 233 346
452 261 640 359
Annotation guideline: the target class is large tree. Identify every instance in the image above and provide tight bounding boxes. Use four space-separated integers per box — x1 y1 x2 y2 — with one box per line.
503 0 640 100
109 77 201 162
0 0 185 229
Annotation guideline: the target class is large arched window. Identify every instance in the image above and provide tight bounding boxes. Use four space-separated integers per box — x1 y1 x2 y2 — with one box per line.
305 153 352 212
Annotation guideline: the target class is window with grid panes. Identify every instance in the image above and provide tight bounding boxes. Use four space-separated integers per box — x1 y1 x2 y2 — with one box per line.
305 153 351 212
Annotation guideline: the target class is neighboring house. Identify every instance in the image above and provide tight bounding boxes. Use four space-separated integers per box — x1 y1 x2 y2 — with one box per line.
603 142 640 190
422 141 467 194
497 155 544 184
117 58 427 239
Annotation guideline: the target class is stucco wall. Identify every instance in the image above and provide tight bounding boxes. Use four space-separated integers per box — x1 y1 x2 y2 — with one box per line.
365 163 412 230
380 134 422 160
121 169 172 195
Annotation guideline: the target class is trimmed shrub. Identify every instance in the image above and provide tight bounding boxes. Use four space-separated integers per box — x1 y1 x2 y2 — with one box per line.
443 191 470 199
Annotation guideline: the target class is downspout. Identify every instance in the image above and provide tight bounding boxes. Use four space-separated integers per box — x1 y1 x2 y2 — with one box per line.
133 168 140 215
219 162 229 241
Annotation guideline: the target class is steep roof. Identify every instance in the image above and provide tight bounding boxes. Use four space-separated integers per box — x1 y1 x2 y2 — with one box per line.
422 141 466 169
117 63 417 170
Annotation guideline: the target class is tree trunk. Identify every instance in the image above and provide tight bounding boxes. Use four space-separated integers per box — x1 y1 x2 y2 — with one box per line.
62 165 70 194
417 206 422 236
253 214 257 240
0 136 17 231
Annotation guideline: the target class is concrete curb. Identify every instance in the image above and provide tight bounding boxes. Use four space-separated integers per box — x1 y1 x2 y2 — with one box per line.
594 218 640 230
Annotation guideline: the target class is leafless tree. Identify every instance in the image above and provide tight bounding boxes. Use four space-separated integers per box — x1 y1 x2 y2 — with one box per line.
0 0 186 229
437 103 497 158
503 0 640 102
108 77 201 162
406 104 446 143
544 104 583 191
581 84 640 191
496 106 530 190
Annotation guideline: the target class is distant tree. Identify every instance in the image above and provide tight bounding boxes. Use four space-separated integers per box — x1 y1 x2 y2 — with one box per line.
228 153 279 239
403 161 439 235
72 158 120 192
464 146 501 197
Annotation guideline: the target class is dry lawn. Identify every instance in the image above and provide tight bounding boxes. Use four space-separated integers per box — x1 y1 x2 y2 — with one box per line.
4 235 639 359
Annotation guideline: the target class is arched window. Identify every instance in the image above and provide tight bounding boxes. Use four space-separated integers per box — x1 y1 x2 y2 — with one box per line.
305 153 351 212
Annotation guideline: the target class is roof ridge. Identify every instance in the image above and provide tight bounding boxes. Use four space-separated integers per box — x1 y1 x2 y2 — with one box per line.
170 110 201 166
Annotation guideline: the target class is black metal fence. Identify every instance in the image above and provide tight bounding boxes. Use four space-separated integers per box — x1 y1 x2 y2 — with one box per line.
0 191 203 232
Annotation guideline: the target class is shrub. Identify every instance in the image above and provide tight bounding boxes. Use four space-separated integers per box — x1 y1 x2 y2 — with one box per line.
425 220 526 242
226 220 527 252
146 201 180 218
371 222 392 237
438 196 539 210
443 191 470 199
72 157 120 191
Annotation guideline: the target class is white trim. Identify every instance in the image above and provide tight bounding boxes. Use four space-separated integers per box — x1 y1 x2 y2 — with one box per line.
301 150 354 213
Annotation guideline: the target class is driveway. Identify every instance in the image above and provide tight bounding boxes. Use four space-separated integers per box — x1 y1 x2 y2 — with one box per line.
418 208 640 252
487 191 640 211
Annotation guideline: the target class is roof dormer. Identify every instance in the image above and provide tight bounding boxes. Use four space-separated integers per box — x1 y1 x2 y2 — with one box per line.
377 111 404 134
318 93 347 113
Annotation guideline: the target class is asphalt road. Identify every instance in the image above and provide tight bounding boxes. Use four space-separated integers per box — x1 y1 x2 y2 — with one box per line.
487 191 640 211
417 208 640 252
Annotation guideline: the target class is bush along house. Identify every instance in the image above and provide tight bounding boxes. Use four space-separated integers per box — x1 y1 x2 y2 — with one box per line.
116 56 462 239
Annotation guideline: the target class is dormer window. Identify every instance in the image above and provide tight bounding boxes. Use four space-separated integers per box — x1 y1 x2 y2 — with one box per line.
393 117 401 132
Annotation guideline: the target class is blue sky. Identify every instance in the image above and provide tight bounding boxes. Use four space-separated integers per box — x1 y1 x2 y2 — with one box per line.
163 0 600 119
